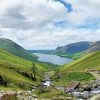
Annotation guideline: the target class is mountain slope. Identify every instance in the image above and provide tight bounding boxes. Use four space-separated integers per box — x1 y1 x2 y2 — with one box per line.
0 38 37 61
52 51 100 85
84 41 100 54
62 51 100 71
0 49 53 89
52 42 93 59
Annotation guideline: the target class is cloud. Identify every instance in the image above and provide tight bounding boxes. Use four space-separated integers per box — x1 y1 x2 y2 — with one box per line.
0 0 100 49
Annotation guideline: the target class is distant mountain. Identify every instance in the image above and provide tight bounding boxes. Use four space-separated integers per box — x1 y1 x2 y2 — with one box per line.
0 38 37 61
51 42 94 59
84 41 100 54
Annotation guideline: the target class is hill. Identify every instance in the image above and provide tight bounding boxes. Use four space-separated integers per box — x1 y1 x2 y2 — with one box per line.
0 49 54 89
62 51 100 71
52 41 93 59
84 41 100 54
52 51 100 85
0 38 38 61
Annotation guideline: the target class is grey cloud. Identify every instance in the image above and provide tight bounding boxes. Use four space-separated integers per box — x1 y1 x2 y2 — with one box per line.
6 6 26 20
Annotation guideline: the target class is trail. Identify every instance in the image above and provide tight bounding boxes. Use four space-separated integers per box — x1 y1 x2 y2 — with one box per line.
89 71 100 80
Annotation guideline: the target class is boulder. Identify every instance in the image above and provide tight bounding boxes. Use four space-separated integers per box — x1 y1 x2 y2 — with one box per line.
66 81 80 93
0 91 17 100
82 85 92 91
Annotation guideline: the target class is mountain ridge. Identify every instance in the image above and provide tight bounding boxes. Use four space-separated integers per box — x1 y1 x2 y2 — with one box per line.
0 38 38 61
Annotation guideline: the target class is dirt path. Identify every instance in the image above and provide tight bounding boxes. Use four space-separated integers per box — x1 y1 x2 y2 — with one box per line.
90 72 100 80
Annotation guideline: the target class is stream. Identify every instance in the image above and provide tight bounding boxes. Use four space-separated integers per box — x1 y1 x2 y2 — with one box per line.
42 73 100 100
42 73 51 87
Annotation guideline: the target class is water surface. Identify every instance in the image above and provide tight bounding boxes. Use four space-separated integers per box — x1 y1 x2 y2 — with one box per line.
34 53 73 65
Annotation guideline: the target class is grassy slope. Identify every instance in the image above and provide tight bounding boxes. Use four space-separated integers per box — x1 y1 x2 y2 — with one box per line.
0 38 38 61
53 51 100 86
0 49 54 89
54 51 82 60
62 51 100 71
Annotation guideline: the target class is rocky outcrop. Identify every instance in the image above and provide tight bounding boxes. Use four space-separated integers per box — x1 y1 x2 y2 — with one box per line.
0 91 17 100
0 75 7 87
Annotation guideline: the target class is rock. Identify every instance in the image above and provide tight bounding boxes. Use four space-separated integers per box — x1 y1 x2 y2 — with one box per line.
72 91 83 98
32 86 37 92
59 96 66 100
0 94 3 100
17 91 23 95
65 97 73 100
0 75 7 87
32 94 38 98
52 97 59 100
88 94 100 100
1 91 17 100
82 91 90 99
82 85 92 91
66 81 80 93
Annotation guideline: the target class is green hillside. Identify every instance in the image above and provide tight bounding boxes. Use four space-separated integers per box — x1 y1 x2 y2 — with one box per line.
0 38 38 61
62 51 100 71
53 51 100 86
0 49 53 89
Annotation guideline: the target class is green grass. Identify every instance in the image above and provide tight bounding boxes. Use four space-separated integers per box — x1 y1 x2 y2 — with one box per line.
52 51 100 86
0 38 38 61
53 71 95 86
62 51 100 71
57 52 82 60
0 49 56 89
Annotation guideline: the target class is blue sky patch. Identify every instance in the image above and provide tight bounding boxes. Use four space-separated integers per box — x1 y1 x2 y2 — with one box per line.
54 0 73 12
54 21 67 28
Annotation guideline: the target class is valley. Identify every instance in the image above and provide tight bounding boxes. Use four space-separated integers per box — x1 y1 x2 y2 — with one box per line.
0 38 100 100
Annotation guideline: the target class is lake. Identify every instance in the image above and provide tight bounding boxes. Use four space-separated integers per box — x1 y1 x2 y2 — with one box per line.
34 53 73 65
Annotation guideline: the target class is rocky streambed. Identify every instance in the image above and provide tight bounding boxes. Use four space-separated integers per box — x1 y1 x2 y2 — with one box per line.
66 80 100 100
0 75 100 100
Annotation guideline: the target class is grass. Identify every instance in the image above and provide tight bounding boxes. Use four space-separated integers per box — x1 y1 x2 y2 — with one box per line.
35 88 70 98
62 51 100 71
0 38 38 61
52 51 100 86
53 71 95 86
0 49 56 89
55 52 83 60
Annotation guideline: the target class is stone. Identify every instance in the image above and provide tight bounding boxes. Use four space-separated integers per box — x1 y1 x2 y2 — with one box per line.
82 91 90 99
59 96 66 100
32 94 38 98
88 94 100 100
82 85 92 91
52 97 59 100
0 91 17 100
66 81 80 93
65 97 73 100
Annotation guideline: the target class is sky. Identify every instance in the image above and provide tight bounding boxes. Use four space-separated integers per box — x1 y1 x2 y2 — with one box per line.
0 0 100 50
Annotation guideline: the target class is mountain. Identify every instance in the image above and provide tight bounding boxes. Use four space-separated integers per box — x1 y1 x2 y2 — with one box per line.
0 38 38 61
52 41 93 59
84 41 100 54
